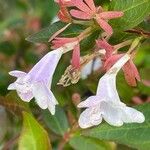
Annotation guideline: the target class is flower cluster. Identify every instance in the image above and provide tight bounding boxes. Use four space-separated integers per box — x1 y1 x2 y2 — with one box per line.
8 0 145 128
96 38 141 86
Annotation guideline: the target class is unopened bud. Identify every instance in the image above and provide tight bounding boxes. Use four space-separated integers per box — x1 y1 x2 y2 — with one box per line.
72 93 81 106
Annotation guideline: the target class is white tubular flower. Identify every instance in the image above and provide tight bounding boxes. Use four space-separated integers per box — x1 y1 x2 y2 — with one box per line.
8 42 77 115
78 54 145 128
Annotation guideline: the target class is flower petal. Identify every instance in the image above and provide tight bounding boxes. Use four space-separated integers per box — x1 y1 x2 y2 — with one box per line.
49 23 71 42
47 91 58 115
79 108 93 128
51 38 78 51
78 96 101 108
106 54 130 75
122 60 140 87
28 49 63 87
96 74 120 102
48 105 56 115
121 106 145 123
32 83 49 109
32 83 58 114
7 83 16 90
95 17 113 35
71 0 92 14
96 54 130 101
17 91 33 102
84 0 96 12
78 107 102 128
104 54 123 70
130 61 141 81
70 9 92 19
58 10 71 23
101 101 123 126
71 43 80 69
91 113 102 126
9 71 27 78
96 39 114 58
99 11 124 20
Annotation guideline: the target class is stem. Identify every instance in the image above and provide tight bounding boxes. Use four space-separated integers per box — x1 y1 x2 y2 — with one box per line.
58 122 79 150
114 39 133 51
48 23 71 42
72 20 93 26
127 37 143 54
58 139 66 150
125 29 150 37
78 26 93 41
2 134 19 150
61 27 93 54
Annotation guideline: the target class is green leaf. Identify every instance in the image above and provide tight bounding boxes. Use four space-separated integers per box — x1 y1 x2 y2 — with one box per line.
26 21 67 43
110 0 150 31
43 106 69 135
60 24 85 38
26 22 85 43
19 112 51 150
80 29 100 54
69 135 114 150
0 91 30 116
83 104 150 150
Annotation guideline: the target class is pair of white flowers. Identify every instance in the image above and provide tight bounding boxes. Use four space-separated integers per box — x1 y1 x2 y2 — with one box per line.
8 43 145 128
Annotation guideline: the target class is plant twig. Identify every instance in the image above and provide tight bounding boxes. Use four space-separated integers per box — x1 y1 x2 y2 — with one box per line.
2 134 20 150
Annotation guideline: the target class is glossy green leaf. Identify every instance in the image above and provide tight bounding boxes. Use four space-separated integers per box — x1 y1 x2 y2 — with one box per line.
19 112 51 150
110 0 150 31
43 106 69 135
26 21 67 43
26 22 85 43
0 91 30 116
61 24 85 38
69 135 114 150
83 104 150 150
